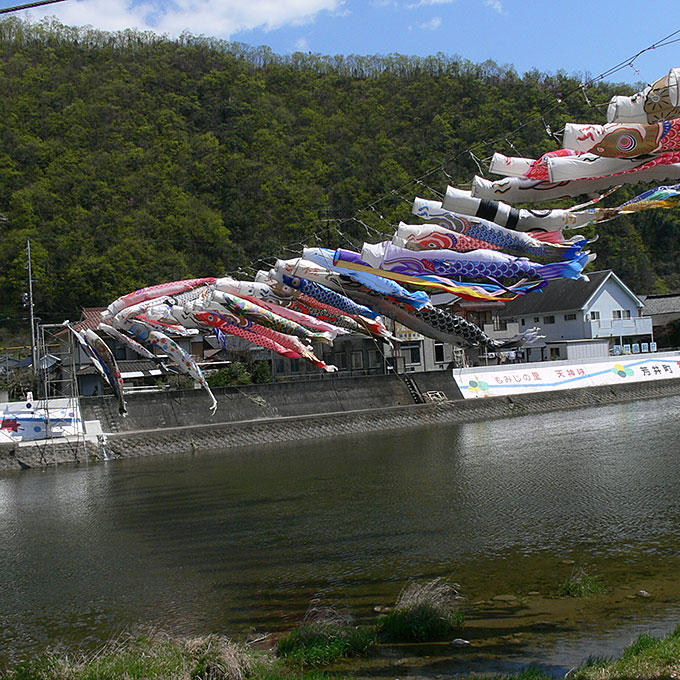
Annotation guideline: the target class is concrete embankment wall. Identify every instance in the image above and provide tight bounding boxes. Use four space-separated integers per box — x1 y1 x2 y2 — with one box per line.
95 375 680 461
2 371 680 471
80 372 417 434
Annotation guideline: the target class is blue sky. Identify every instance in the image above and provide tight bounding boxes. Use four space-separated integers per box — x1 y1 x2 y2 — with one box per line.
2 0 680 86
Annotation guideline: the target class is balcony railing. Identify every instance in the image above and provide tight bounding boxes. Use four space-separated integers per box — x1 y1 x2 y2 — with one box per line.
586 317 653 338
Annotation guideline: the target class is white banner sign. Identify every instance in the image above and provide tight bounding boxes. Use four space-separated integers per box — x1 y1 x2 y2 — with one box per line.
453 353 680 398
0 397 82 442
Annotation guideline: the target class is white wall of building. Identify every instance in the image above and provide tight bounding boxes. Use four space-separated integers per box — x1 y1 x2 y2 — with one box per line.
514 312 585 342
507 275 651 347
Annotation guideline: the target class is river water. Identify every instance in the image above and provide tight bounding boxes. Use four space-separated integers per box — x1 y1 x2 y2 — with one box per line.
2 396 680 676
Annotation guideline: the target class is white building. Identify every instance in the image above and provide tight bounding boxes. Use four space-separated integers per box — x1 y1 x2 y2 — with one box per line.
500 270 653 361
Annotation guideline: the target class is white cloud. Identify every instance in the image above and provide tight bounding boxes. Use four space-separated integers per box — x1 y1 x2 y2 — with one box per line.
26 0 345 38
408 0 455 6
417 16 442 29
294 36 310 50
482 0 504 13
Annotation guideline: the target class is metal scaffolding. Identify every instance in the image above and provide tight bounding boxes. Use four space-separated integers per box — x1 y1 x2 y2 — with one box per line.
32 322 85 463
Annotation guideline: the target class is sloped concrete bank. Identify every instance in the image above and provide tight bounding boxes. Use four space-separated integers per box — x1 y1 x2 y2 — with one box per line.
94 375 680 460
2 371 680 471
81 372 422 434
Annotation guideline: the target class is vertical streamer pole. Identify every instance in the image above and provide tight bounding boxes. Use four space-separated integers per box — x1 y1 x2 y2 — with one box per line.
26 238 37 382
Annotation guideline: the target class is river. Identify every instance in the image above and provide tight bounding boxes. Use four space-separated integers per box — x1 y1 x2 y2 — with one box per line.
2 395 680 676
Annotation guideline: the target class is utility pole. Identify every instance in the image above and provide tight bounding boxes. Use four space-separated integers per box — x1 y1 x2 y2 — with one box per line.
26 238 37 380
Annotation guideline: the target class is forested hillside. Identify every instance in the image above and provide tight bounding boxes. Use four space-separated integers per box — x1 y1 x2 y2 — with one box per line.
0 17 678 333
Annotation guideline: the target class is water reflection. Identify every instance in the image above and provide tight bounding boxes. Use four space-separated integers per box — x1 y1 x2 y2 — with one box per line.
2 396 680 669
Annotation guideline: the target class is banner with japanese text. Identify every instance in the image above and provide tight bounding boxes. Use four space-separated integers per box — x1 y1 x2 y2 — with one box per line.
453 353 680 398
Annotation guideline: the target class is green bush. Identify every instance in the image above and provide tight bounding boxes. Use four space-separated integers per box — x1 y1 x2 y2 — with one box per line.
207 361 272 388
207 363 253 387
250 360 272 384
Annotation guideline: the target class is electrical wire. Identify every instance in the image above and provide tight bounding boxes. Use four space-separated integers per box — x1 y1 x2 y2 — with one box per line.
0 0 68 14
323 26 680 241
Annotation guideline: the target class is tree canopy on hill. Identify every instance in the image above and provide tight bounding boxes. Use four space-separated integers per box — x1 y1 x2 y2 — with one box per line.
0 17 675 333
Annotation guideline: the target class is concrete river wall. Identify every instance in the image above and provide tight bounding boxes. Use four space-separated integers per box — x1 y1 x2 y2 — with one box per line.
3 367 680 471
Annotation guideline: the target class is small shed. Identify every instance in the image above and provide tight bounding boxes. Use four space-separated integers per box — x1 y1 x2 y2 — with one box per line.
544 338 611 362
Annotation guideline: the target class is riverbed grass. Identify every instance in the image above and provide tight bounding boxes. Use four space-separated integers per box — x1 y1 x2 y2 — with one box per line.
568 626 680 679
2 632 255 680
376 577 465 642
6 624 680 680
277 621 376 667
558 567 608 598
468 670 553 680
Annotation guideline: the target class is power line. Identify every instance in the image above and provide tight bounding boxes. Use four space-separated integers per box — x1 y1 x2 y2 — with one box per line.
331 26 680 235
0 0 69 15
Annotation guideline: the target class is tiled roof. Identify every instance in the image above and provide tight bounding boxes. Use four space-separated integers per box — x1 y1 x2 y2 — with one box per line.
56 308 107 336
641 294 680 316
78 359 163 377
72 308 107 332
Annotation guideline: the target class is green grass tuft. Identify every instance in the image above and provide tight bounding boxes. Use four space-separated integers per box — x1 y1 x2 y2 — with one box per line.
454 667 553 680
580 654 614 669
1 632 254 680
558 567 608 598
250 665 348 680
377 602 464 642
622 632 660 659
512 669 554 680
277 622 375 667
6 654 67 680
377 577 465 642
569 626 680 679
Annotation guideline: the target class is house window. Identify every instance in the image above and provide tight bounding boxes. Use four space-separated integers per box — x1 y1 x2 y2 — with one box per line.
613 310 622 319
336 352 349 370
550 347 561 360
434 342 445 363
275 359 285 373
590 311 600 320
290 359 301 373
367 349 382 368
401 342 421 365
520 318 526 326
544 315 555 324
351 351 364 369
533 317 539 322
564 313 576 321
623 310 631 319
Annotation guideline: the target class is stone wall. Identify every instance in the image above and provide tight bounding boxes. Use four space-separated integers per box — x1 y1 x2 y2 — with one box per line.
0 437 96 471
